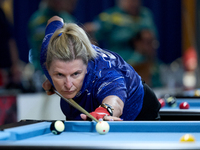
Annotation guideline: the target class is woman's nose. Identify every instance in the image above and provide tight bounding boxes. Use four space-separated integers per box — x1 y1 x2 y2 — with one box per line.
64 77 73 89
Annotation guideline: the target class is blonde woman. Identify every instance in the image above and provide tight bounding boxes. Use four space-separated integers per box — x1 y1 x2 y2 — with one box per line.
41 16 160 121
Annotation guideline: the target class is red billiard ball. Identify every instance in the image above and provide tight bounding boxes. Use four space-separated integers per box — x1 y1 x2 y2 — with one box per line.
179 102 190 109
158 98 165 108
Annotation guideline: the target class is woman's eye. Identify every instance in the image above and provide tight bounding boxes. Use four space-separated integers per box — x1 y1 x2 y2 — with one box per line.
57 73 63 77
73 72 79 77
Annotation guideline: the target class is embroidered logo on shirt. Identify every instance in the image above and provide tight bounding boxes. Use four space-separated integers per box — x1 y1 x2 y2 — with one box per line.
97 76 124 94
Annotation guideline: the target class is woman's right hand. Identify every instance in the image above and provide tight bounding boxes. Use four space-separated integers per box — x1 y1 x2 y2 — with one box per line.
42 79 55 95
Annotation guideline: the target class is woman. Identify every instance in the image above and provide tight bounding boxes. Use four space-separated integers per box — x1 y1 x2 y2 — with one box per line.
41 16 161 121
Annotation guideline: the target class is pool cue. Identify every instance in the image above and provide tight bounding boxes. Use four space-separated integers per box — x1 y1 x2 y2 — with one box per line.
53 89 99 123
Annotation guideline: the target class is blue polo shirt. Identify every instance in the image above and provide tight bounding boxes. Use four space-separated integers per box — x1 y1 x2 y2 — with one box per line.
40 21 144 121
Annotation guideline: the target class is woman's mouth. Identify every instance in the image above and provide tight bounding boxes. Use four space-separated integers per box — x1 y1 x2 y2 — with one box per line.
64 90 74 94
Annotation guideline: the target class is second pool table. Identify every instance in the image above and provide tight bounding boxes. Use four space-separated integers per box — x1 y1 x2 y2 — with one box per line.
160 98 200 120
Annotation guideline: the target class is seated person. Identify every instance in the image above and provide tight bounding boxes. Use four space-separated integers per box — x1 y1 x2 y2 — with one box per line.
129 29 162 88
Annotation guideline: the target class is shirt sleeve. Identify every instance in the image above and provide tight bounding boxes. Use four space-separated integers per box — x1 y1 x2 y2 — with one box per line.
94 69 127 104
40 21 64 84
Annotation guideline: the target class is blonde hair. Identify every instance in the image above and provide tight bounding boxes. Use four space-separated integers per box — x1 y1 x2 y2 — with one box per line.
46 23 97 69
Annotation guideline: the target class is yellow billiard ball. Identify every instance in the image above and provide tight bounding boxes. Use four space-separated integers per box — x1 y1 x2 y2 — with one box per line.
194 90 200 97
180 134 195 142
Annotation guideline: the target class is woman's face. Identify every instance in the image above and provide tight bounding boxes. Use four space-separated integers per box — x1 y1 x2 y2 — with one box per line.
48 59 87 99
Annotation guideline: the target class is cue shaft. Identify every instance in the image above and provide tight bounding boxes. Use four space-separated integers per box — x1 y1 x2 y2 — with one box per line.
53 90 99 123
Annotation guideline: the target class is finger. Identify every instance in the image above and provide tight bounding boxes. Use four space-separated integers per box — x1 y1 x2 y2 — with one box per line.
42 80 54 94
80 114 87 120
103 116 123 121
46 90 55 95
42 79 51 90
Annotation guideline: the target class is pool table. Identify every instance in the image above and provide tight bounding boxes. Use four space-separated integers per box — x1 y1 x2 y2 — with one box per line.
0 120 200 149
159 98 200 121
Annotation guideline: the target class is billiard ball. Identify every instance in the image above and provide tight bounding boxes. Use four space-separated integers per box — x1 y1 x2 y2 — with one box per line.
180 134 195 142
50 120 65 135
194 89 200 97
96 121 110 135
179 102 190 109
158 98 165 108
165 95 177 107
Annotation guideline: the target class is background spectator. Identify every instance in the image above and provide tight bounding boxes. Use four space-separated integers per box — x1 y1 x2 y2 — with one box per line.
28 0 77 71
0 0 22 90
129 29 162 87
84 0 158 63
27 0 77 92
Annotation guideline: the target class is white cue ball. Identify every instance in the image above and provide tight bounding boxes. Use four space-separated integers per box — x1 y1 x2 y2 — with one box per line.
96 121 110 135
